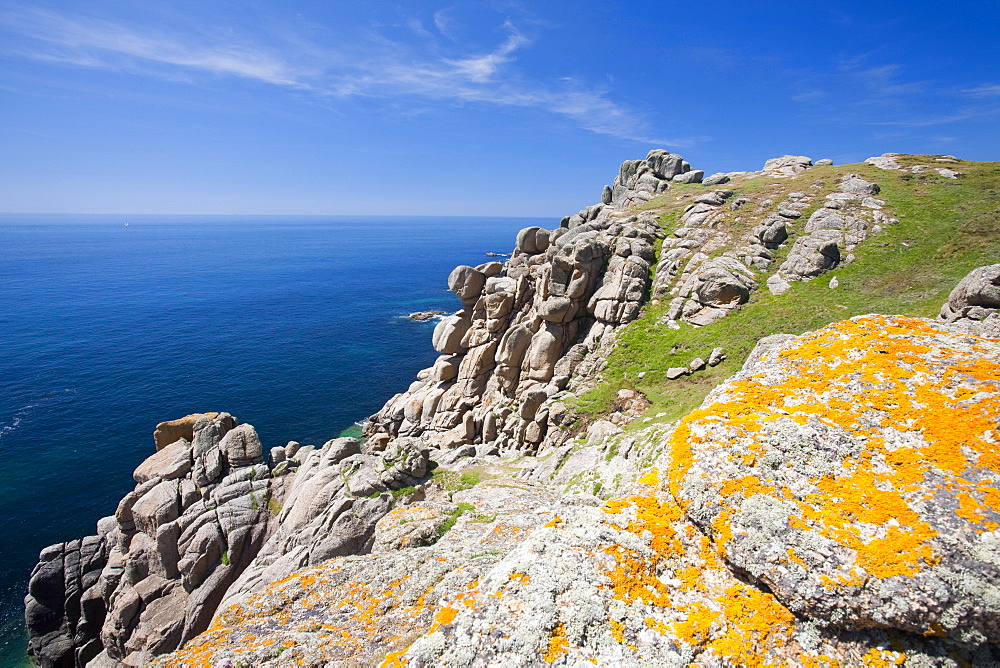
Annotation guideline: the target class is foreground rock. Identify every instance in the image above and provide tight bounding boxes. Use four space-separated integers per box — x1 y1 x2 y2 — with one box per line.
26 418 430 666
159 315 1000 666
670 314 1000 644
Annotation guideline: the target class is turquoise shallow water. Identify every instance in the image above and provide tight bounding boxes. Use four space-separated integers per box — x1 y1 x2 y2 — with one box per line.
0 214 538 663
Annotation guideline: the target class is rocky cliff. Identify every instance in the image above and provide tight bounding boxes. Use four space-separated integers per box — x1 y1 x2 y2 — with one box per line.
25 151 1000 666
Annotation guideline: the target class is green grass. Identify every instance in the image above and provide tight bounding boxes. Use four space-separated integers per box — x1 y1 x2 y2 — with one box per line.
570 157 1000 423
390 485 419 499
430 468 486 491
432 502 475 543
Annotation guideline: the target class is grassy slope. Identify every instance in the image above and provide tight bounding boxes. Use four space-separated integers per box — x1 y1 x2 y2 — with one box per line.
570 156 1000 423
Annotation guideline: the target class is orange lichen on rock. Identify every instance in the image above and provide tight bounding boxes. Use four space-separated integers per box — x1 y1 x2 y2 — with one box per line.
542 622 569 663
862 647 907 666
600 492 798 664
665 316 1000 585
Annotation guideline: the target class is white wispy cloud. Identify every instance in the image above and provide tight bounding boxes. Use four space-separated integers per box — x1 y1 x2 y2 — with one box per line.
962 83 1000 98
0 4 692 146
1 7 305 86
790 56 1000 129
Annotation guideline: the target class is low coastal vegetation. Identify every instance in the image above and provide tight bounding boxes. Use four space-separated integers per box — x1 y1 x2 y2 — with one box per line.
571 156 1000 421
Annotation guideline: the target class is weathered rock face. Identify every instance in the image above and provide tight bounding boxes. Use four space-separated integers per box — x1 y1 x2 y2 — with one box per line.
26 417 433 666
218 437 428 610
27 413 264 666
601 149 695 211
773 173 894 286
364 149 690 458
158 315 1000 667
152 479 564 667
152 413 227 451
25 529 114 667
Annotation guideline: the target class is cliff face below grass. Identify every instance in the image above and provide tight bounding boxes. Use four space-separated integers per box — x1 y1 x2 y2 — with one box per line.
25 151 1000 667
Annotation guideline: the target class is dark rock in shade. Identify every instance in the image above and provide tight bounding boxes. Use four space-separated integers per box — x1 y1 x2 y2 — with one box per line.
601 184 613 204
26 528 113 668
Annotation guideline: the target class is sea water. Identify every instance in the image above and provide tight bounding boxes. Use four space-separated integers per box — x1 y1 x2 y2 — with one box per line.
0 214 539 663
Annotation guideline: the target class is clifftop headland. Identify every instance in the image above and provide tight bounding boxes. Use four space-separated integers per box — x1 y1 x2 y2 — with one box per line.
25 151 1000 666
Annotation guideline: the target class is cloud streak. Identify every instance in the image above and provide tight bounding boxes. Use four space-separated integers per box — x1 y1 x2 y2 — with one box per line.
1 7 304 86
789 56 1000 129
0 5 693 146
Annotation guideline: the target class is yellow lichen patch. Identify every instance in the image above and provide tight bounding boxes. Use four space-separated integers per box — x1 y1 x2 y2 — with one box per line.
956 491 988 523
165 555 484 667
607 618 636 650
862 647 906 666
542 622 569 663
801 656 841 667
434 607 458 625
662 315 1000 585
703 584 795 666
638 468 660 485
601 546 672 607
379 647 410 667
671 602 716 646
544 514 564 528
786 548 807 569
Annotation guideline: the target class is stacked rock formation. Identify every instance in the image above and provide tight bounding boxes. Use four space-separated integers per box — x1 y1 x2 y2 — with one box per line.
25 416 429 666
363 152 687 457
26 413 274 666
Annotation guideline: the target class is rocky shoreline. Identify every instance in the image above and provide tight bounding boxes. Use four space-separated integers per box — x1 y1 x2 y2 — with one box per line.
25 151 1000 667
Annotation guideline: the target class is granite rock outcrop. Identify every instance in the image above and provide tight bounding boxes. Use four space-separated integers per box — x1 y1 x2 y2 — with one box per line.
26 418 429 666
27 150 998 667
157 314 1000 667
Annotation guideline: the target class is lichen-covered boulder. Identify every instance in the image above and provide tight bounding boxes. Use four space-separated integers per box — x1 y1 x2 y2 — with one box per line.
668 315 1000 644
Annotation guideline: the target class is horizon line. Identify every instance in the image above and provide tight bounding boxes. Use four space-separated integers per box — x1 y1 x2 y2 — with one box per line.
0 212 560 220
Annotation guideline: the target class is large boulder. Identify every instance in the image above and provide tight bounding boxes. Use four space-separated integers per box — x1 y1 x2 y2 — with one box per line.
940 263 1000 322
762 155 812 176
447 265 486 302
152 413 228 451
778 232 840 280
670 315 1000 644
644 149 687 179
218 424 263 467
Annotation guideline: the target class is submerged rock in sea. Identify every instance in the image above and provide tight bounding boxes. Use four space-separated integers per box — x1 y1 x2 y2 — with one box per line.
407 310 445 322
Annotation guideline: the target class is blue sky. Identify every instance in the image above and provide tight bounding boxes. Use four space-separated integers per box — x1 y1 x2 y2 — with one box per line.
1 1 998 216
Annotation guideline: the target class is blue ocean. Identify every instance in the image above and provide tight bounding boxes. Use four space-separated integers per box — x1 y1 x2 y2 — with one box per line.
0 214 539 664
